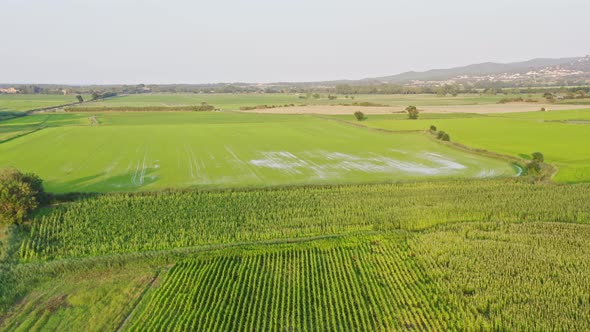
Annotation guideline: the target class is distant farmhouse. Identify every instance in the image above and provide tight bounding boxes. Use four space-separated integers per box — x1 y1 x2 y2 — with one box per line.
0 87 19 94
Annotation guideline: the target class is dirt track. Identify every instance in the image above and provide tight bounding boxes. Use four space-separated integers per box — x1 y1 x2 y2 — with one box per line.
241 103 589 115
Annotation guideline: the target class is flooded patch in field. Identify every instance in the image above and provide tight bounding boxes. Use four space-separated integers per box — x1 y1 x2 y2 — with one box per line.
248 150 491 178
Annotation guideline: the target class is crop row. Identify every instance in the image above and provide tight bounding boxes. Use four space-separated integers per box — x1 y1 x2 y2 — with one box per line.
410 221 590 331
125 235 465 331
20 180 590 260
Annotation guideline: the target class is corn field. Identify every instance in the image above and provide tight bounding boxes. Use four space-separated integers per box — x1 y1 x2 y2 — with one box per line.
20 180 590 261
411 221 590 331
124 234 466 331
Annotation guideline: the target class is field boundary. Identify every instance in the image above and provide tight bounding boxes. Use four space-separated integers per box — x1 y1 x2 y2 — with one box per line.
313 114 424 134
116 269 166 332
315 114 561 180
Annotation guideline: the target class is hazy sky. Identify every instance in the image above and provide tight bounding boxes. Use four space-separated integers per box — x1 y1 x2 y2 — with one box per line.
2 0 589 84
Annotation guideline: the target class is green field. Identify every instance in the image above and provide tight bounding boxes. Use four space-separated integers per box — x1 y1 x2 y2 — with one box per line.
18 180 590 261
72 93 542 110
338 109 590 182
3 94 590 331
0 112 515 193
0 95 83 113
2 180 590 331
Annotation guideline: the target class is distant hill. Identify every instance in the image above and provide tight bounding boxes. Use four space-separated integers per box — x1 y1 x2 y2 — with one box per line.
364 57 584 83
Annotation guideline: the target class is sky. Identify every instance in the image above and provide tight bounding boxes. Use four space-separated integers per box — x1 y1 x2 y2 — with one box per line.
1 0 589 84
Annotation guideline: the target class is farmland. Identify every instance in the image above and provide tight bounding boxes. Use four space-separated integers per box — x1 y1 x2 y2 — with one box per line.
0 95 84 113
17 180 590 261
69 92 545 110
2 180 590 331
332 109 590 182
0 112 514 193
2 93 590 331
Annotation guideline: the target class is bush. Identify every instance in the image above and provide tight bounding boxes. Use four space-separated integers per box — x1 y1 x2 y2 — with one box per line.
526 161 542 174
406 106 419 120
354 111 365 121
430 125 437 132
193 102 215 112
437 131 450 141
540 107 546 112
532 152 544 163
0 168 46 225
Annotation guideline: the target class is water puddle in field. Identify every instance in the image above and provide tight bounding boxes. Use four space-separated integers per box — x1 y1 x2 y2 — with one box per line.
249 150 485 178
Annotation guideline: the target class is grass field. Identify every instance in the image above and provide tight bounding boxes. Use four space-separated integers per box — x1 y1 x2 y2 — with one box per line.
72 93 544 110
336 109 590 182
0 112 514 193
0 95 83 113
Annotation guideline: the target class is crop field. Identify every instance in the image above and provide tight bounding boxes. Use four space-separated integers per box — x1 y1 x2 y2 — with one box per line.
336 109 590 182
124 234 464 331
2 93 590 331
71 93 543 110
17 180 590 261
0 112 514 192
0 95 83 113
3 179 590 331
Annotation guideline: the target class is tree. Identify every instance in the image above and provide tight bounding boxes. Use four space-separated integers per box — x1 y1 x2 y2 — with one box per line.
354 111 365 121
76 95 84 103
532 152 544 163
406 105 419 120
0 168 46 225
91 92 100 101
437 131 450 141
430 125 437 132
526 161 542 174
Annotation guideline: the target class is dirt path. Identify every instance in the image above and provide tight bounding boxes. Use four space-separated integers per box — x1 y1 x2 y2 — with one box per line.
241 103 589 115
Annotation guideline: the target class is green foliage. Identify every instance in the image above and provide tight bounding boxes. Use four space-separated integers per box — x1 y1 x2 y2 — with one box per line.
526 160 542 174
412 222 590 331
19 180 590 261
406 105 419 119
0 168 45 225
353 111 365 121
436 130 450 141
193 102 215 112
532 151 544 163
429 125 437 132
125 235 464 331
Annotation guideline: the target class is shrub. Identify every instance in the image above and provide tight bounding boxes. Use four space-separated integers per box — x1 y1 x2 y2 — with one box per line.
406 106 419 120
526 161 542 174
430 125 437 132
532 152 544 163
0 168 46 225
193 102 215 112
354 111 365 121
437 131 450 141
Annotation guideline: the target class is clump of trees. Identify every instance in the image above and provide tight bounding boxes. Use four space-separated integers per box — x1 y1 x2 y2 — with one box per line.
0 168 46 225
429 125 450 141
526 152 545 175
193 102 216 112
354 111 366 121
91 92 118 101
437 131 450 141
406 106 419 120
